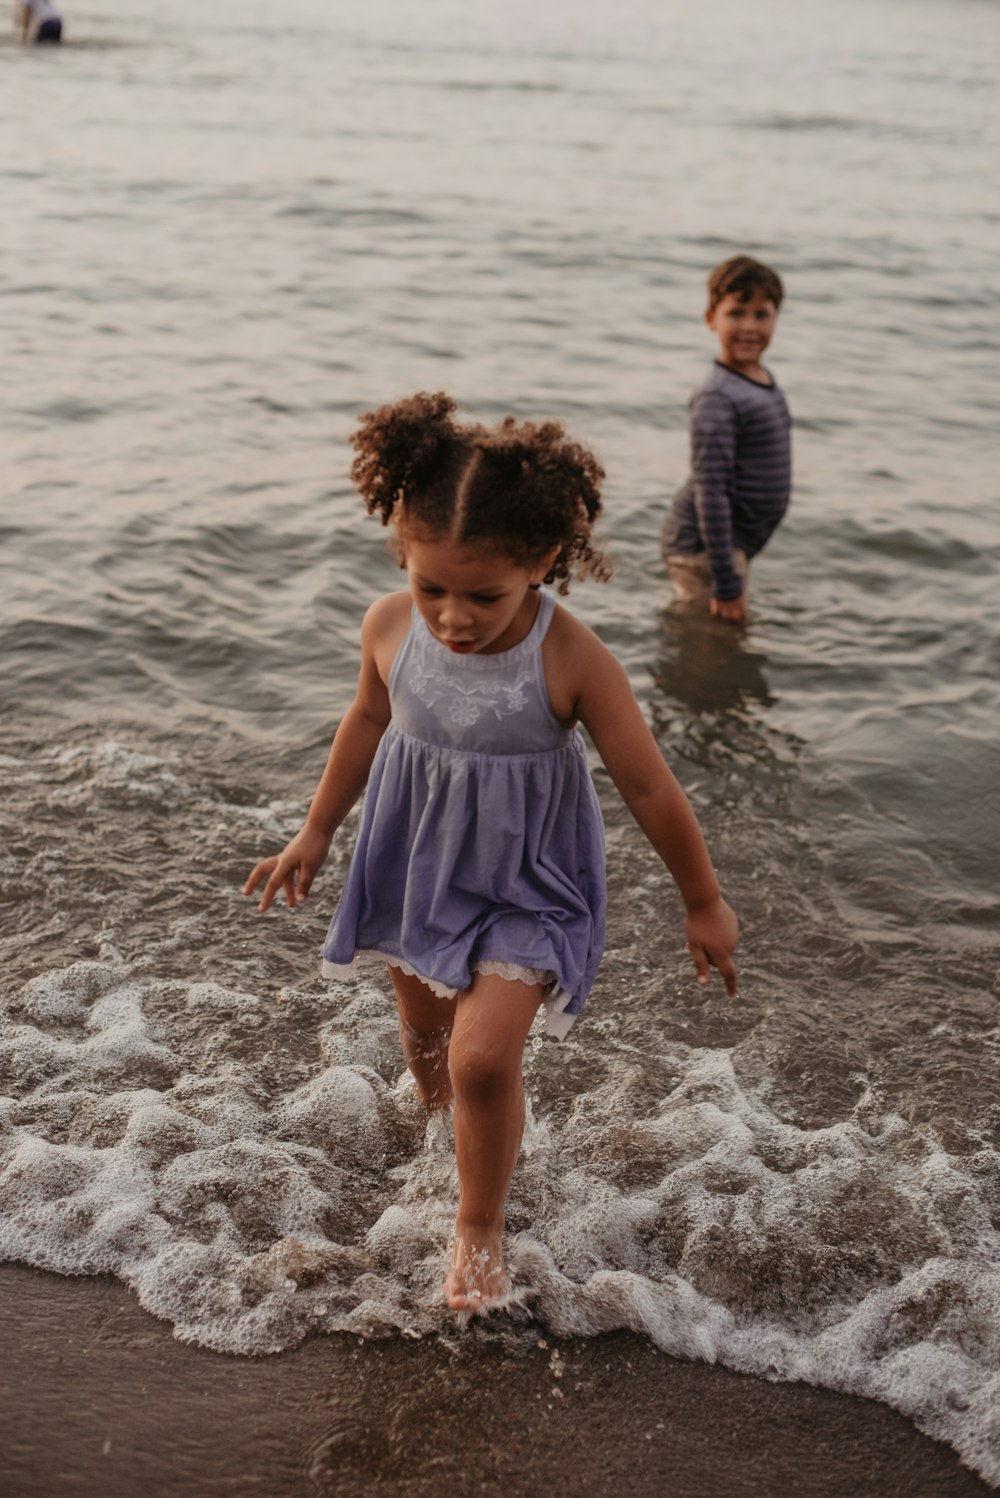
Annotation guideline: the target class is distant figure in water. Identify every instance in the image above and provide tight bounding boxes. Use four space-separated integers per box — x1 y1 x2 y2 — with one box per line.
244 393 738 1313
662 255 792 623
16 0 63 42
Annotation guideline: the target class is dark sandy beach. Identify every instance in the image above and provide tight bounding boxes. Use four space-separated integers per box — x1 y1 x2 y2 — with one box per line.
0 1264 991 1498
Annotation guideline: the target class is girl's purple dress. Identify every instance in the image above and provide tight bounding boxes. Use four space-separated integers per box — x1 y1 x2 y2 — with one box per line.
321 592 606 1037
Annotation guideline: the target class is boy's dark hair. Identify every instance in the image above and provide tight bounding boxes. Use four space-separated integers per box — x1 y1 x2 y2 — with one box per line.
350 392 610 593
707 255 784 312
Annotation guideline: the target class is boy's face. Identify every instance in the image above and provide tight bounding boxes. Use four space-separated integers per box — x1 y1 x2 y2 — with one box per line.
706 288 778 378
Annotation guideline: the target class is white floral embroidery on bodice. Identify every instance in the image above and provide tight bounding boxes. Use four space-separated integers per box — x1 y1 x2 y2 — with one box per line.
386 593 570 755
408 659 535 727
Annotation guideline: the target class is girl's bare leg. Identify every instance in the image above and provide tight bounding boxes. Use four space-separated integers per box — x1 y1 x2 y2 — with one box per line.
388 966 455 1112
445 972 543 1311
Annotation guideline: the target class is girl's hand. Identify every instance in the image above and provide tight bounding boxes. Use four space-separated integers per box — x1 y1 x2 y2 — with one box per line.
685 897 739 996
243 824 333 913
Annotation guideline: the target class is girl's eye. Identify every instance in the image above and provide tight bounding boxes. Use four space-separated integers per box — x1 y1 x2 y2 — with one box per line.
472 594 501 606
419 586 443 598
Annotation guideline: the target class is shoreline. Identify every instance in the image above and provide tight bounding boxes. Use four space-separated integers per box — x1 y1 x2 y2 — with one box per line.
0 1263 992 1497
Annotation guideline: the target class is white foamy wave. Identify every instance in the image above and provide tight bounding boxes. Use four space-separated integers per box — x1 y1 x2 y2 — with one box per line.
2 958 1000 1483
40 739 303 839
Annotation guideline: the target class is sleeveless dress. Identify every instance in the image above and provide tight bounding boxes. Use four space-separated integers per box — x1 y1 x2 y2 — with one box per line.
321 591 607 1038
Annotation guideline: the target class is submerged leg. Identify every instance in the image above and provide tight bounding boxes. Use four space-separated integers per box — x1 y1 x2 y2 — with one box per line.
445 971 543 1311
388 965 455 1113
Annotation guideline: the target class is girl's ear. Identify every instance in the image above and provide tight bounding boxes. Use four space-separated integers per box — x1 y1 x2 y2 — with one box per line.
388 514 407 570
530 546 561 585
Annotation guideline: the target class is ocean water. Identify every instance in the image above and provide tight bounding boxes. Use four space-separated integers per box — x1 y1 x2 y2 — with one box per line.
3 0 1000 1483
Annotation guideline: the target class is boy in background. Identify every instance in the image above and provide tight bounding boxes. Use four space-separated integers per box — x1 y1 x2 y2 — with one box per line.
662 256 791 623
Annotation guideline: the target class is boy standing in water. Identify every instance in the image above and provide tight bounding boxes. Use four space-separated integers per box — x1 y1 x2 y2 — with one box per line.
662 256 791 623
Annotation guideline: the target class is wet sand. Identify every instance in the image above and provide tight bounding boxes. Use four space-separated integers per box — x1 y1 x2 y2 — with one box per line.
0 1264 992 1498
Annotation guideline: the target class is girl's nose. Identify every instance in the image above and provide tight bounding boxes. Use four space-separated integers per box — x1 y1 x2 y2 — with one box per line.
440 596 473 629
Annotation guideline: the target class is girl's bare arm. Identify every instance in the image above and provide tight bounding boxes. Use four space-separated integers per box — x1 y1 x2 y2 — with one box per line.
243 597 400 912
550 610 739 994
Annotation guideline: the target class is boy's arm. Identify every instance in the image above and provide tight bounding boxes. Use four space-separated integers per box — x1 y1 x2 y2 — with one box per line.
243 600 394 912
690 391 744 607
560 618 738 993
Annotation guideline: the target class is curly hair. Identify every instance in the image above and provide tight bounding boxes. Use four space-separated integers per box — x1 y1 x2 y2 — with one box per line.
349 392 610 593
706 255 784 312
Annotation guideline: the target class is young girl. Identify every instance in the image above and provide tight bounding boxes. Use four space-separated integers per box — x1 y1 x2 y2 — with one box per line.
243 392 739 1313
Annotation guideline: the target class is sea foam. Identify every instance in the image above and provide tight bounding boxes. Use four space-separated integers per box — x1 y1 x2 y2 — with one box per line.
2 955 1000 1482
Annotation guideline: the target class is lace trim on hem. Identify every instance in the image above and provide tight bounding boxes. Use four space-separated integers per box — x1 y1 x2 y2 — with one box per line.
322 951 457 999
320 951 578 1038
474 958 555 988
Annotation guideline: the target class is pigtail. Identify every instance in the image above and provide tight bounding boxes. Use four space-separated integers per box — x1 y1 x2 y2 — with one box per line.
350 391 611 593
350 392 459 525
474 419 610 593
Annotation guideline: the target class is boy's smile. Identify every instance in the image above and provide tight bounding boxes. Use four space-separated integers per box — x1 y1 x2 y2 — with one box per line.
706 288 778 383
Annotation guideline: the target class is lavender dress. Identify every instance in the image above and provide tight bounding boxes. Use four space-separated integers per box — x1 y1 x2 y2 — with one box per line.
321 591 606 1037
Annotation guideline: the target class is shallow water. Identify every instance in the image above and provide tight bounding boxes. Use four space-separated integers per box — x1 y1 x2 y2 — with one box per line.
2 0 1000 1484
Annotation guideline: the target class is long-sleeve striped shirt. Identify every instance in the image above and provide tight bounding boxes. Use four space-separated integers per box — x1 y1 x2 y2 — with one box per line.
662 361 792 601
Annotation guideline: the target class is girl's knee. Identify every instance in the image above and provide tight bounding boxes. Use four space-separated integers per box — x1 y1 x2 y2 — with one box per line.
399 1017 450 1054
448 1039 519 1105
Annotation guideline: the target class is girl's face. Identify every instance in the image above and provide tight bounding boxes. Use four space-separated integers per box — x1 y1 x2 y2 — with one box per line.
403 532 556 655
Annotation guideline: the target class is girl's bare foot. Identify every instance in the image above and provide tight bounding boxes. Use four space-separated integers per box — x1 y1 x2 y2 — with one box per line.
445 1223 510 1311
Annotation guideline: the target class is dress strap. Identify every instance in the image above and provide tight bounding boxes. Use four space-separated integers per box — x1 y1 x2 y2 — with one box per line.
521 588 556 653
386 605 418 696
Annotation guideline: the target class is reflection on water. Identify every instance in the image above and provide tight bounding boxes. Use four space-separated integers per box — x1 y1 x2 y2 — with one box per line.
651 604 775 721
